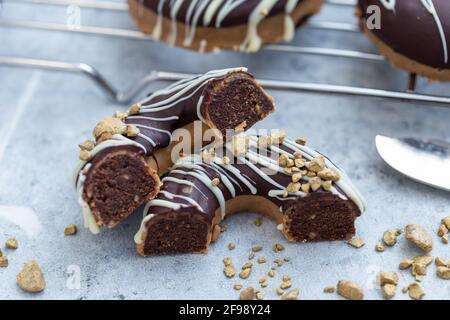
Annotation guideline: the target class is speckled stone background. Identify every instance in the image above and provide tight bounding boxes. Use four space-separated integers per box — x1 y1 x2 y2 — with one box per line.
0 0 449 300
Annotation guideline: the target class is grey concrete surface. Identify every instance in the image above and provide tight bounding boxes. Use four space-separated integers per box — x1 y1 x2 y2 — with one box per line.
0 1 449 300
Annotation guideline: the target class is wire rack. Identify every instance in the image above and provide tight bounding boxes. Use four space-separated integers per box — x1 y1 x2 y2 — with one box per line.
1 0 450 106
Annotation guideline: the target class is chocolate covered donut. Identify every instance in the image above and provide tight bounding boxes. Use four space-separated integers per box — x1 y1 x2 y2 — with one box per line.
128 0 325 52
73 68 275 234
135 133 366 256
358 0 450 81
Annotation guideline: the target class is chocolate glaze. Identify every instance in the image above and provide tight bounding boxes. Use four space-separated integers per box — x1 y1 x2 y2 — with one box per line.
358 0 450 69
136 135 366 254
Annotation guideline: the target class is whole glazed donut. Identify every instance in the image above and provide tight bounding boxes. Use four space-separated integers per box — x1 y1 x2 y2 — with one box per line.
358 0 450 81
135 133 366 256
128 0 325 52
74 68 275 234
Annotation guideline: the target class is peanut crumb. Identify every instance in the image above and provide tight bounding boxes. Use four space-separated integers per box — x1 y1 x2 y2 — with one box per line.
399 259 414 270
318 168 340 182
405 224 433 253
240 287 255 300
295 137 306 146
436 266 450 279
242 262 253 270
126 124 140 137
273 243 285 253
406 283 425 300
0 256 8 268
274 258 283 267
78 140 95 151
16 261 45 293
435 257 447 267
6 238 18 249
383 229 399 247
323 286 335 293
233 284 242 290
64 224 77 236
337 280 364 300
442 216 450 229
254 217 262 227
347 237 365 248
93 117 127 139
381 284 397 299
211 178 220 186
257 256 266 264
309 177 322 192
224 265 236 278
268 269 275 278
228 243 236 251
375 243 385 252
284 256 290 262
306 156 325 173
248 252 255 260
252 245 263 252
276 287 284 296
223 257 232 266
79 149 91 161
128 103 141 115
255 291 264 300
281 289 299 300
378 272 399 285
239 268 251 279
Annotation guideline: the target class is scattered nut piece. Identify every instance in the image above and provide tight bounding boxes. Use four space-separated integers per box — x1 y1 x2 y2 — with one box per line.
233 284 242 290
442 234 449 244
347 237 365 248
375 243 385 252
240 287 255 300
399 259 414 270
413 255 433 266
282 275 291 282
437 224 448 237
239 268 251 279
276 287 284 296
128 103 141 115
0 255 8 268
280 280 292 290
405 224 433 253
406 283 425 300
255 291 264 300
6 238 18 250
223 257 232 266
79 149 91 161
383 229 399 247
93 117 127 139
337 280 364 300
435 257 447 267
257 256 266 264
64 224 77 236
242 262 252 270
323 286 335 293
436 266 450 279
252 245 263 252
309 177 322 192
273 243 284 253
126 124 140 137
381 284 397 299
283 256 290 262
268 269 275 278
224 265 236 278
412 263 427 276
254 217 262 227
78 140 95 151
378 272 399 286
306 156 325 173
228 243 236 251
16 261 45 293
248 252 255 260
295 137 306 146
317 168 340 182
281 289 299 300
442 216 450 230
274 258 283 267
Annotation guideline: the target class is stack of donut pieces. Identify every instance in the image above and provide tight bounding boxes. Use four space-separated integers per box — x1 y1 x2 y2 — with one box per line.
74 67 366 256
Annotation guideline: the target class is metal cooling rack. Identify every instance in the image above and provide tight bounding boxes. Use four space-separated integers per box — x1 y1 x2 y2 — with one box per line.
1 0 450 105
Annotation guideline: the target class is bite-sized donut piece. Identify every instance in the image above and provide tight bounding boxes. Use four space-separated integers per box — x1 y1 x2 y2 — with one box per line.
357 0 450 81
74 68 275 234
128 0 325 52
135 132 366 256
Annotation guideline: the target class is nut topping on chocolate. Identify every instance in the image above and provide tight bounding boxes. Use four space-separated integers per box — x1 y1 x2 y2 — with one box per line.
93 117 127 140
78 140 95 151
128 103 141 115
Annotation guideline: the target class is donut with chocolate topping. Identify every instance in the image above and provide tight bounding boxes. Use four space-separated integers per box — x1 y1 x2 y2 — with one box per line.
128 0 325 52
357 0 450 81
74 68 275 234
135 133 366 256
